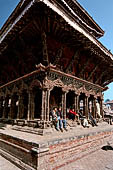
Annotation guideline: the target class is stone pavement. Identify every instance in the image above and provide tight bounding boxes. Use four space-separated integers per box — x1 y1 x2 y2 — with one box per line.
59 147 113 170
0 155 21 170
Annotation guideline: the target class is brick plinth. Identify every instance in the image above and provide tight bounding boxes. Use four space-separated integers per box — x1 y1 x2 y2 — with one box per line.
0 126 113 170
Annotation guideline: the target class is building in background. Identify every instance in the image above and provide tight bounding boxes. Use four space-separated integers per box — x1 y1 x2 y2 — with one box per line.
104 100 113 115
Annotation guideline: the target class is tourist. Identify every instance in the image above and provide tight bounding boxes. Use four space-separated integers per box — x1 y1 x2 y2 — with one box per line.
83 118 89 128
50 107 58 122
58 107 68 131
68 108 79 121
88 111 98 127
51 107 63 131
78 110 89 128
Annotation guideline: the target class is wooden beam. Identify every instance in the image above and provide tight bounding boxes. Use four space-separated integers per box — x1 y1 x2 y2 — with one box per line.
54 46 64 65
87 64 99 81
78 56 92 77
95 70 107 84
103 77 113 86
41 31 49 66
33 19 40 32
64 48 82 73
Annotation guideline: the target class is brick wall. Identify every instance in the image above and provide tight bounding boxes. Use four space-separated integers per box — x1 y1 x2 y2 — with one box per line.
38 131 113 170
0 130 113 170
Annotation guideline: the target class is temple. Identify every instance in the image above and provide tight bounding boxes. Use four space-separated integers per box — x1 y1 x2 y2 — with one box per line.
0 0 113 128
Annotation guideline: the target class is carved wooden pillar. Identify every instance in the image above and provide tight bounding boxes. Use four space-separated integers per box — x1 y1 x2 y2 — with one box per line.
0 97 3 118
2 97 5 118
30 92 35 120
62 91 67 119
10 95 18 119
84 95 89 119
100 97 104 118
17 92 24 119
41 89 45 121
46 89 50 121
92 97 97 118
3 96 9 119
41 31 49 66
27 91 31 120
9 95 14 119
74 94 79 113
43 89 47 120
17 94 21 119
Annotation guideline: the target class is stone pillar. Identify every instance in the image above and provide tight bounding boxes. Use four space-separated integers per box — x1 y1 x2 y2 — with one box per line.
62 91 67 119
46 89 50 121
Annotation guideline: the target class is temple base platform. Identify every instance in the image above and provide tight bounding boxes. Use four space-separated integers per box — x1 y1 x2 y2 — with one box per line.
0 122 113 170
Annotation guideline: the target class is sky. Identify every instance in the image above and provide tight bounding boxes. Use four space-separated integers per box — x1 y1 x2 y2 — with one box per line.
0 0 113 101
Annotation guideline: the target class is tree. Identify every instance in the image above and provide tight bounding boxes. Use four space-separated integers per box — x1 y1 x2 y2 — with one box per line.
105 99 110 103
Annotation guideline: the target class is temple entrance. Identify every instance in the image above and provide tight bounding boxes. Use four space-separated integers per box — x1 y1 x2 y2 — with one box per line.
3 96 9 118
79 93 85 116
50 87 62 109
22 90 28 119
89 95 94 117
12 93 18 119
34 88 42 119
66 91 75 109
0 97 3 118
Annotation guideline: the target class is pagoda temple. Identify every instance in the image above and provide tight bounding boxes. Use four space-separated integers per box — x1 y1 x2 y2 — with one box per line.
0 0 113 128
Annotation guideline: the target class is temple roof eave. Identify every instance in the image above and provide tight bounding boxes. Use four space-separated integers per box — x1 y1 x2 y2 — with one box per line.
73 0 104 36
42 0 113 60
0 0 113 62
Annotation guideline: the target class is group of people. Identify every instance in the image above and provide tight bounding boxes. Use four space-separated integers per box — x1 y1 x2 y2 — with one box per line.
66 107 98 128
50 107 68 132
50 106 98 131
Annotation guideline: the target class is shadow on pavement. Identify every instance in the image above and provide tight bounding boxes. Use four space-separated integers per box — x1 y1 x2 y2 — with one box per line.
101 145 113 151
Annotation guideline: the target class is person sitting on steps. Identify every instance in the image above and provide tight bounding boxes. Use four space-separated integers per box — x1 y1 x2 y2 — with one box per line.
78 109 89 128
68 108 79 121
57 107 68 131
51 107 62 131
88 110 98 127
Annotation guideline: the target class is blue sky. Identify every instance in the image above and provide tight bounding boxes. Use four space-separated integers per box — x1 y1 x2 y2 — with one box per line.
0 0 113 101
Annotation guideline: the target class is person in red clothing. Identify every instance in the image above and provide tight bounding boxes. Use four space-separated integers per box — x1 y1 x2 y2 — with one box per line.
69 108 79 121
